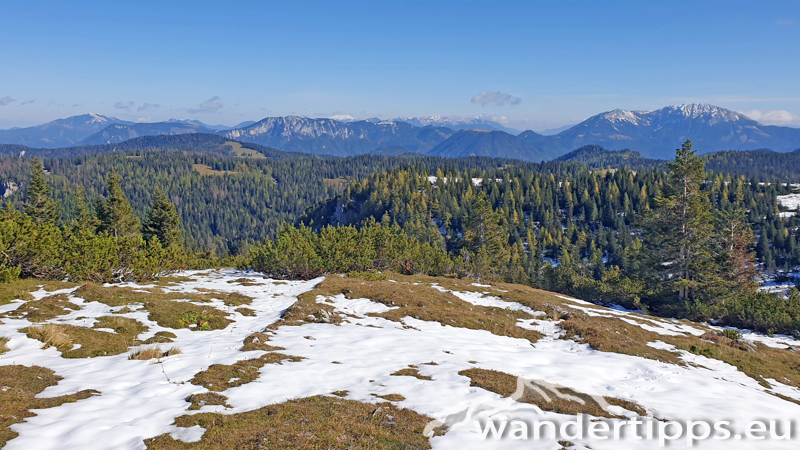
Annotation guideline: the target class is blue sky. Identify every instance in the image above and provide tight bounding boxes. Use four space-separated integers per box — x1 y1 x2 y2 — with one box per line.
0 0 798 130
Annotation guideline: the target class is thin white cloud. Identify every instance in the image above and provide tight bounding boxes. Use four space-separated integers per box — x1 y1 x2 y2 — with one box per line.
114 101 134 110
188 96 223 113
0 96 15 106
740 109 800 126
776 19 793 25
20 99 35 105
138 103 160 112
491 115 509 124
471 91 522 107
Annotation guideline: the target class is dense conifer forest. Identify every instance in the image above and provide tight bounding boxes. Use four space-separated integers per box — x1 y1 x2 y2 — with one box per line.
2 138 800 334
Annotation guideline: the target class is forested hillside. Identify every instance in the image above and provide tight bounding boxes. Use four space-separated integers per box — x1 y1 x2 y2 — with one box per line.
0 149 543 252
289 141 800 332
3 138 800 334
558 146 800 182
0 134 295 159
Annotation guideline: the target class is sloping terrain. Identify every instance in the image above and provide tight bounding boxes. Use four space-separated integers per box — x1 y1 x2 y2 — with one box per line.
428 129 548 162
79 123 214 146
0 270 799 449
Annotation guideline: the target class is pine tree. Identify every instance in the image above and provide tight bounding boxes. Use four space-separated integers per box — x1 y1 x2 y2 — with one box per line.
715 208 759 291
98 169 140 240
640 140 717 303
142 189 182 247
72 187 99 234
24 158 59 224
462 192 507 260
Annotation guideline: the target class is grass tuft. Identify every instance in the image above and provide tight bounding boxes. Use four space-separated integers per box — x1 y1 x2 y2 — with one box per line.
26 324 72 351
0 336 9 355
235 307 256 317
186 392 230 411
226 278 263 286
391 368 432 381
129 346 182 361
372 393 406 402
192 353 304 391
241 332 285 352
26 316 148 358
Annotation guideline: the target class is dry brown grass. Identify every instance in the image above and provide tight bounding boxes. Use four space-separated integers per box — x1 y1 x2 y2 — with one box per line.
559 316 683 365
74 285 232 331
25 316 148 358
0 279 79 306
129 346 182 360
0 336 9 355
2 293 78 322
0 286 34 305
145 395 434 449
459 368 647 419
235 307 256 317
193 288 254 306
241 332 285 352
25 324 72 351
154 276 197 286
192 353 304 392
0 365 97 446
391 368 432 381
266 289 344 330
143 331 178 344
94 315 148 335
76 284 251 307
399 275 800 394
372 393 406 402
298 275 543 344
226 278 264 287
331 390 349 397
186 392 230 411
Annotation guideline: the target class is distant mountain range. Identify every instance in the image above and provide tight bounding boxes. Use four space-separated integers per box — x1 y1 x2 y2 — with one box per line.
0 114 131 148
520 104 800 159
223 116 454 157
2 104 800 160
81 122 214 145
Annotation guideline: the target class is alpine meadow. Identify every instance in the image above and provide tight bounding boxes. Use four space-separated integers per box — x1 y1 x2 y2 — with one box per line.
2 1 800 449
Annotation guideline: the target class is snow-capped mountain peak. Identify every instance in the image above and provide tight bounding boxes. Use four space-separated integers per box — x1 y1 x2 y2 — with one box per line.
601 109 644 125
87 113 112 123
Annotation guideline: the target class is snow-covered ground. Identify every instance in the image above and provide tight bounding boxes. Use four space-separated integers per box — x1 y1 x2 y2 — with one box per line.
1 269 799 449
777 193 800 212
